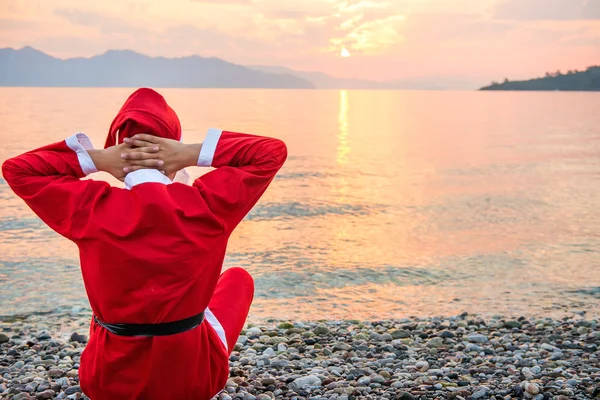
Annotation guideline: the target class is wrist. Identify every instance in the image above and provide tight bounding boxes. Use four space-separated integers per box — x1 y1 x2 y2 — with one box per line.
182 143 203 168
88 149 107 172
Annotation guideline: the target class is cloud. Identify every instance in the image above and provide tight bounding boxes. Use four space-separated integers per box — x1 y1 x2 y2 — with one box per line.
322 1 407 54
190 0 252 4
54 8 149 35
404 13 515 41
494 0 600 21
0 18 43 31
260 9 325 20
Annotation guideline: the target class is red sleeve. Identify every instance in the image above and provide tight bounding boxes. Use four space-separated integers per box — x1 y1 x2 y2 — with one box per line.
1 134 104 240
193 129 287 233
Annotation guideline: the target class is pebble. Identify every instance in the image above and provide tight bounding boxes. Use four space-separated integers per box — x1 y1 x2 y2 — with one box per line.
415 360 429 372
524 382 539 395
467 334 489 343
313 325 329 335
288 375 322 390
0 313 598 400
471 389 487 399
35 390 55 400
69 333 87 344
64 385 81 395
426 337 445 348
504 320 522 329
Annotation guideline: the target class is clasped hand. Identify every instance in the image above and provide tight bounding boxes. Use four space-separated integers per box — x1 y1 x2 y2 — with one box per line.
93 134 195 182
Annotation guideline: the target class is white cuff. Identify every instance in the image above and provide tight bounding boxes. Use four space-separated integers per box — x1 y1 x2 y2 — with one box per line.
204 307 228 351
125 169 172 189
173 168 190 185
65 133 98 176
197 128 222 167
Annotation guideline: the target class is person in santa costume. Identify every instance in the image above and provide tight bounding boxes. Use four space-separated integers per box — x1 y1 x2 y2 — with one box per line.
2 88 287 399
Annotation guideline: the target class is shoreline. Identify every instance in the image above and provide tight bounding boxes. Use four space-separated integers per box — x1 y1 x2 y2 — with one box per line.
0 312 598 399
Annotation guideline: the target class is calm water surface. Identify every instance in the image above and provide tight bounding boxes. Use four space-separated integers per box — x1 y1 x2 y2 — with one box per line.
0 88 599 321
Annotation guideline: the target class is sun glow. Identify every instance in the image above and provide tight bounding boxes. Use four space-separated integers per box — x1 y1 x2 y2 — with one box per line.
341 48 350 57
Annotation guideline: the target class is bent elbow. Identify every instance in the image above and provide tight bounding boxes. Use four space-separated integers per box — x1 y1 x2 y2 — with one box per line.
275 139 288 164
1 157 18 186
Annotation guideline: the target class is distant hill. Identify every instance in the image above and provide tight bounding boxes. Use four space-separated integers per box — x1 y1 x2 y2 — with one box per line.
0 47 314 89
250 65 481 90
480 66 600 91
0 46 488 90
250 65 386 89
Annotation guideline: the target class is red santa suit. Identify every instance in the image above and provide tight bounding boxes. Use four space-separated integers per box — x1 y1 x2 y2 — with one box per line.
1 89 287 400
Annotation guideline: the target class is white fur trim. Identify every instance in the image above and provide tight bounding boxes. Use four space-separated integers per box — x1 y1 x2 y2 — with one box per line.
125 169 172 189
197 128 222 167
204 307 228 351
65 133 98 176
173 168 190 185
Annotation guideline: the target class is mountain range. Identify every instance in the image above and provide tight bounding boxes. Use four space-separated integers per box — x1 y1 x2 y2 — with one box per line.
0 47 483 90
0 46 314 89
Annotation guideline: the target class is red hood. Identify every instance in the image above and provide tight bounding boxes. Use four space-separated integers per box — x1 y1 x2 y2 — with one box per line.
105 88 181 149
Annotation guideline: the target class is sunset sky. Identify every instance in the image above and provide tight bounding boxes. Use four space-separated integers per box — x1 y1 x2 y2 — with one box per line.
1 0 599 85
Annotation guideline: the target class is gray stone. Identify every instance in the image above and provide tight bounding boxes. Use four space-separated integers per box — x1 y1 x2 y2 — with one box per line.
540 343 554 352
261 377 276 386
399 393 416 400
467 334 489 344
288 375 322 390
415 360 429 371
524 383 539 395
313 325 330 335
390 330 410 339
270 359 290 369
55 378 69 387
357 377 370 386
35 390 55 400
332 342 351 351
262 348 276 358
246 327 262 336
504 321 522 329
64 386 81 395
426 337 445 348
428 369 444 376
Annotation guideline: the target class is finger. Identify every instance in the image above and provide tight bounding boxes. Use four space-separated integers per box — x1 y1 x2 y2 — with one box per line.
124 138 159 149
121 144 160 154
129 134 160 144
123 165 153 173
123 159 164 171
121 152 162 161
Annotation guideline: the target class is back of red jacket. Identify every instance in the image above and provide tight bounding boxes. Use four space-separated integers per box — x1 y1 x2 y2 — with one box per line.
2 128 287 399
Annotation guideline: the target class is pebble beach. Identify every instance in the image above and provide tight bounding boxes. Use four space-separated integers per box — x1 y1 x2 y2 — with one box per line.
0 311 598 400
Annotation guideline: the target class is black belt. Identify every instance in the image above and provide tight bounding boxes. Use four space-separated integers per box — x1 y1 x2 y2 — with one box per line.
93 312 205 337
